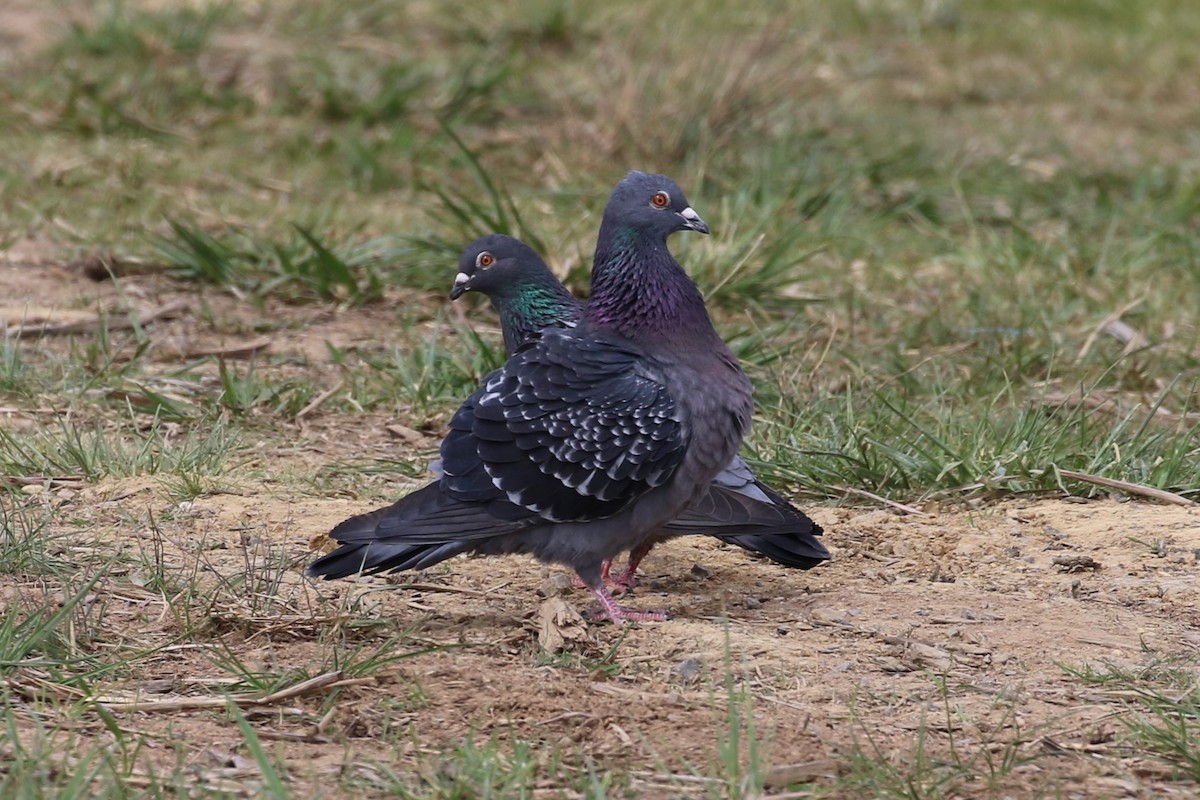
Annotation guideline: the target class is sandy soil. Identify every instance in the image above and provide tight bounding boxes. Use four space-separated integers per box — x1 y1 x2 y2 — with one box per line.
3 251 1200 798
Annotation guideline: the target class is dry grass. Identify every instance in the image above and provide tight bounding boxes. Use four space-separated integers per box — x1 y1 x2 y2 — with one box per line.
2 0 1200 797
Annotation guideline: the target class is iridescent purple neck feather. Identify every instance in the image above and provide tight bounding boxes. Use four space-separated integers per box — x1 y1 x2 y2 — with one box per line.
586 213 714 341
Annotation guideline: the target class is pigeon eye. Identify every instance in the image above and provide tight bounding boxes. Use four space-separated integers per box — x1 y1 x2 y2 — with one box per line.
476 252 495 268
651 191 670 208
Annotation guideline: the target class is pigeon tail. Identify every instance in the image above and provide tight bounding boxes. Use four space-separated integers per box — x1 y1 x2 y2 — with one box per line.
307 539 472 580
307 484 536 580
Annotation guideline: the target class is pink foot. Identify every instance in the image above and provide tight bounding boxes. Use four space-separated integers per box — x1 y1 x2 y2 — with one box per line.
607 566 639 593
607 541 653 593
586 584 669 625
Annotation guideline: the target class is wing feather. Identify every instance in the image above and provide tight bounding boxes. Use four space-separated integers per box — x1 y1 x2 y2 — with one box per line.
440 329 686 522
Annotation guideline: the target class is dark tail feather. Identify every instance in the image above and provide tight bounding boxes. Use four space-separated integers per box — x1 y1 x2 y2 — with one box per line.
663 482 823 534
307 483 533 580
308 539 473 580
661 481 829 570
753 481 823 533
715 529 829 569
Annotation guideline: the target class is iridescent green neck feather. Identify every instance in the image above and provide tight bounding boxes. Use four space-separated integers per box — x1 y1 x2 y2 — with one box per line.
490 275 581 355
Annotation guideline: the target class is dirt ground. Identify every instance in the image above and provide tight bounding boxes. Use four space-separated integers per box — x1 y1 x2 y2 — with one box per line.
3 254 1200 798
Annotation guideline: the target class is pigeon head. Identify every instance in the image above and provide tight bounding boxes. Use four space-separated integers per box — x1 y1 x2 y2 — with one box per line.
587 171 715 340
451 234 581 353
600 171 710 242
450 234 552 302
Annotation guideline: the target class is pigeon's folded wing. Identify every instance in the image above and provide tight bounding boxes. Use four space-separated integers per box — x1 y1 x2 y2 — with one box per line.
442 329 687 523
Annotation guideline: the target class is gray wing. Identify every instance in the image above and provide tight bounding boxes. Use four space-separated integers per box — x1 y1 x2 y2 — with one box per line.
442 329 687 522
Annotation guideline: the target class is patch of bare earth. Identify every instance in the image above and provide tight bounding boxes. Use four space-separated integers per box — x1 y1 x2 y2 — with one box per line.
14 480 1200 797
4 257 1200 798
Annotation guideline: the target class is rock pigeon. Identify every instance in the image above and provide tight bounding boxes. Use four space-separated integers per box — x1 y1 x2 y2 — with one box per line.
450 235 581 356
310 171 762 623
451 233 828 587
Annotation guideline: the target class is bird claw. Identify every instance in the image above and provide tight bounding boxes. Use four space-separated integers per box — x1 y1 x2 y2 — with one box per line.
585 584 668 624
572 574 636 594
607 568 639 593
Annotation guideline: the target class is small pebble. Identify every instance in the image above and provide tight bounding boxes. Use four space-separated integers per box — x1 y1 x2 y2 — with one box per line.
536 573 575 597
672 657 702 683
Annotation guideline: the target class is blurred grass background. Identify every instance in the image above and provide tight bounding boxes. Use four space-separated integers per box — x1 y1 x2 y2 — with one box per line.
3 2 1200 797
2 0 1198 501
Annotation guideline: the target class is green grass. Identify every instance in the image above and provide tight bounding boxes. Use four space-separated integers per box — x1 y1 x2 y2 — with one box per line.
4 1 1195 501
0 411 234 494
7 0 1197 502
1065 654 1200 783
0 503 440 798
0 702 159 800
748 376 1200 502
153 221 384 304
0 502 67 577
827 676 1041 800
1 0 1199 796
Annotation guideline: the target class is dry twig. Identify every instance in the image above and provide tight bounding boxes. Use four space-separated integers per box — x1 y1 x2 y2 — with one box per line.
1076 297 1146 362
184 336 273 359
833 485 930 516
5 299 189 338
295 379 345 419
1058 469 1196 507
90 670 352 713
2 475 85 489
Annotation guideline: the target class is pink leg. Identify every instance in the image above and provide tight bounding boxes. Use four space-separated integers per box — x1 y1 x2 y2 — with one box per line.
587 584 669 625
608 542 653 591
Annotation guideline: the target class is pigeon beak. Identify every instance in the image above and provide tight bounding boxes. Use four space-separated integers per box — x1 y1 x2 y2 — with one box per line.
678 206 710 235
449 272 471 300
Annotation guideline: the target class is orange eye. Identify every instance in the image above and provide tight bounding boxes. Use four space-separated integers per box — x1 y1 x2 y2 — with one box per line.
651 191 670 208
477 252 495 268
